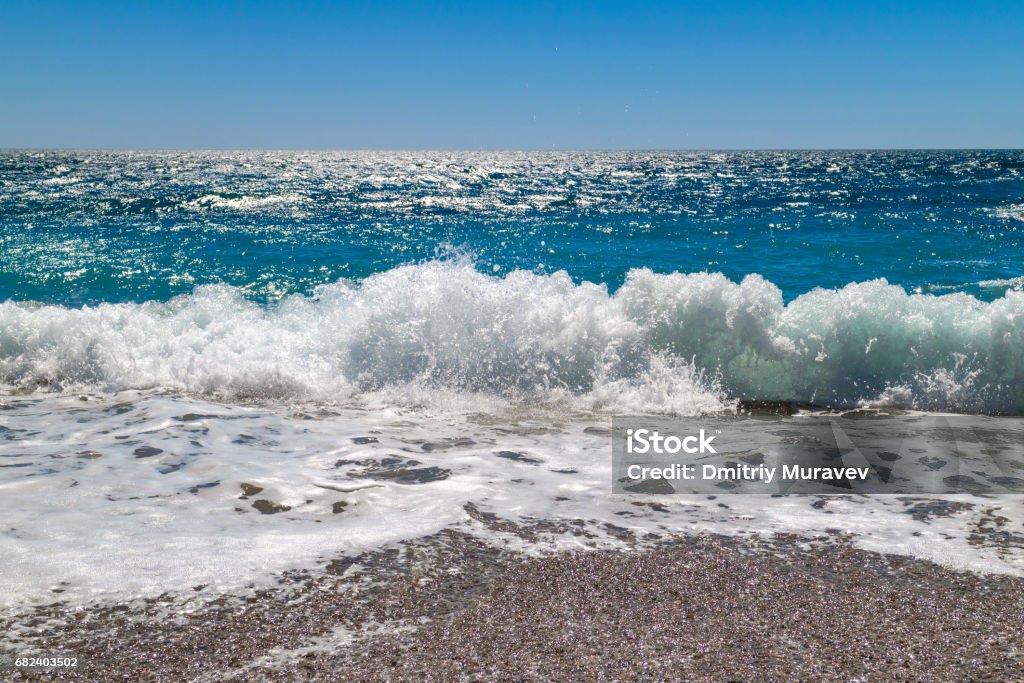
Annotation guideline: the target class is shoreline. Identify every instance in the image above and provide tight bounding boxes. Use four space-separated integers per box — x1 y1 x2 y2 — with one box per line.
4 529 1023 681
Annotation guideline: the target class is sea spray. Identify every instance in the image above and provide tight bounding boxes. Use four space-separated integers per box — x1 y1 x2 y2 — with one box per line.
2 261 1023 414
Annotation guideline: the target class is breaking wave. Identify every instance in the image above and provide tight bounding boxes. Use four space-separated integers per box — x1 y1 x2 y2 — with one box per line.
2 261 1023 414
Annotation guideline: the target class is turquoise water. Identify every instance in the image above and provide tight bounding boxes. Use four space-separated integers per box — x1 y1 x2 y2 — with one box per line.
2 150 1023 304
2 150 1024 413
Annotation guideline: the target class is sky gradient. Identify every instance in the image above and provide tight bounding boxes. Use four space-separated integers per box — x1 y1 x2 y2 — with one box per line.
1 0 1022 149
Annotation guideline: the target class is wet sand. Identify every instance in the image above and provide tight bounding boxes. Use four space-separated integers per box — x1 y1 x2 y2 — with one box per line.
4 530 1024 682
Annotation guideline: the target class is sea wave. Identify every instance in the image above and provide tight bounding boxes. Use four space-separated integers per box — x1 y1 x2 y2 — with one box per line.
2 261 1023 414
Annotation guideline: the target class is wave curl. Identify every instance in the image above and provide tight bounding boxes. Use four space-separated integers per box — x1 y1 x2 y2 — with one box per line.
2 261 1023 414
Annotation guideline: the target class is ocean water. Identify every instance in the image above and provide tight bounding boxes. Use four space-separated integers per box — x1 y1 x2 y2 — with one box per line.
3 150 1024 414
2 151 1024 610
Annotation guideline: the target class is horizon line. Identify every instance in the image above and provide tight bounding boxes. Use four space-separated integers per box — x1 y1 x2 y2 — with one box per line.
2 147 1024 153
2 145 1024 153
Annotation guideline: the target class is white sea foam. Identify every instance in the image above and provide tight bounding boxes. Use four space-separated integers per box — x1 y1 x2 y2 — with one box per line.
1 393 1021 612
2 261 1023 414
978 275 1024 292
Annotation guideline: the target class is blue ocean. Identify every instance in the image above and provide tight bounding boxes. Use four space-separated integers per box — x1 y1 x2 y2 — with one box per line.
2 150 1023 414
3 150 1024 608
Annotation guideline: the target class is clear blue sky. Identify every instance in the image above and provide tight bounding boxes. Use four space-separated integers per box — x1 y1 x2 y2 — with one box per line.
1 0 1021 149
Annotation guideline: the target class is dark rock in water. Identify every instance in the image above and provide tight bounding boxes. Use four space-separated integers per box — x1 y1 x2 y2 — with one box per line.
76 450 102 459
876 451 901 462
335 457 376 468
768 429 804 437
252 499 291 514
133 446 163 458
366 466 451 484
989 476 1024 490
943 475 992 494
632 501 670 513
188 481 220 494
552 467 578 474
159 463 185 474
739 452 765 466
715 481 738 490
178 413 216 422
902 499 975 521
332 501 348 514
233 434 257 444
343 456 448 484
421 438 476 452
623 479 675 494
496 451 542 464
351 437 379 445
603 522 633 541
239 482 264 498
919 456 948 471
583 426 611 436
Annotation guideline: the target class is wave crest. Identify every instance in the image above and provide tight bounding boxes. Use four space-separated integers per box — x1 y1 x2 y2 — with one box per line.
2 262 1023 414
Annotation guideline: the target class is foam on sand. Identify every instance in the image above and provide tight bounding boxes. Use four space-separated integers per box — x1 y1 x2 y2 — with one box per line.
1 392 1022 610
